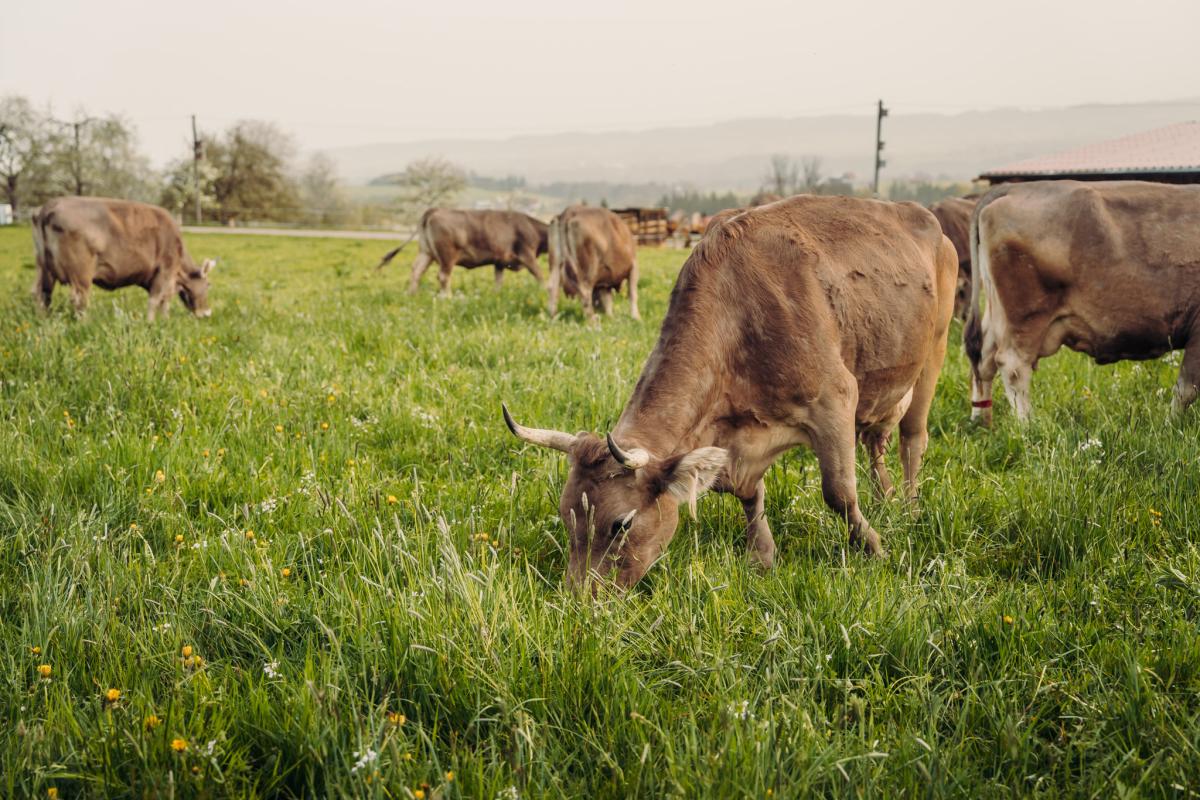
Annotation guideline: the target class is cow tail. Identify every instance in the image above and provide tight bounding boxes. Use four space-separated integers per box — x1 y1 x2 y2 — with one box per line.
963 187 1005 371
374 228 419 270
33 207 52 276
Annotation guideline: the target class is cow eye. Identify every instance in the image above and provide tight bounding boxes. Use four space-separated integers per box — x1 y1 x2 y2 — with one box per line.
610 517 632 538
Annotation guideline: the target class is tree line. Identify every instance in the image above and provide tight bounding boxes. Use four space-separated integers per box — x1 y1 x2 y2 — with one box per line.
0 94 363 226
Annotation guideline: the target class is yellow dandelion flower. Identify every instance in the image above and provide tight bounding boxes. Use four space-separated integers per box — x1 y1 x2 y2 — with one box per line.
105 688 121 703
181 645 194 658
129 522 139 531
171 738 188 752
281 568 291 578
175 534 184 544
445 771 455 782
1003 615 1014 625
183 655 196 668
155 469 166 483
202 449 210 458
320 422 330 431
403 751 413 761
327 394 336 404
413 791 425 800
244 529 255 540
37 664 52 678
194 655 204 667
30 646 41 655
239 578 250 587
387 711 406 726
274 424 283 433
259 389 269 398
48 787 58 799
152 435 159 443
144 714 161 730
387 495 398 505
217 448 226 456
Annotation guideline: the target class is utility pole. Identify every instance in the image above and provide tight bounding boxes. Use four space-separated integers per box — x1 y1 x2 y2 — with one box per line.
191 115 203 224
873 99 888 196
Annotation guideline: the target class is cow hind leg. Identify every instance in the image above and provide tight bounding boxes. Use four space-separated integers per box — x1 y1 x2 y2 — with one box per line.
408 252 434 294
494 266 505 289
434 249 458 298
598 288 614 316
740 478 775 569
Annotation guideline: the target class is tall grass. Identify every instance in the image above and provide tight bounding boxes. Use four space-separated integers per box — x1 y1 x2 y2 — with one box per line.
0 227 1197 798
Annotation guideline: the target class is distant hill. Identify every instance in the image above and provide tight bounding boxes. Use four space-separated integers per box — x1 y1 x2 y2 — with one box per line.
323 99 1200 191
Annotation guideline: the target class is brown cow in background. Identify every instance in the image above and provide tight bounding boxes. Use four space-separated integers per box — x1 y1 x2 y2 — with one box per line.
929 196 977 318
377 208 548 296
505 195 958 590
547 205 640 321
32 196 214 320
964 180 1200 425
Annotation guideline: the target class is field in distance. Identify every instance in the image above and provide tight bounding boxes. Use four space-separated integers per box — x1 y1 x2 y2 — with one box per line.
0 226 1197 797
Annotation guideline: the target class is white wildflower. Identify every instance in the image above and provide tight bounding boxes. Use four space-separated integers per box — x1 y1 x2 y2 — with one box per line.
351 748 378 773
263 661 281 679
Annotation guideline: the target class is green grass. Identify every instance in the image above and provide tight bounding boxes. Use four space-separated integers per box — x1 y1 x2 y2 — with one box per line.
1 225 1199 799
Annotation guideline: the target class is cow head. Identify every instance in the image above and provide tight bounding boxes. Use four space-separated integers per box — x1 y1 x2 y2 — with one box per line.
503 405 726 591
179 258 215 317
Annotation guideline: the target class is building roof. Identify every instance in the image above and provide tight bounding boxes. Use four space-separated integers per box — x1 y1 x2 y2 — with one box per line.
979 121 1200 179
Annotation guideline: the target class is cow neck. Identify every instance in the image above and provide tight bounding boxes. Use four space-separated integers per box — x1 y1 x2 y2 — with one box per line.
612 323 724 460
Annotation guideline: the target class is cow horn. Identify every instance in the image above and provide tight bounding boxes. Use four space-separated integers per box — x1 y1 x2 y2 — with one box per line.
607 433 650 469
502 404 576 452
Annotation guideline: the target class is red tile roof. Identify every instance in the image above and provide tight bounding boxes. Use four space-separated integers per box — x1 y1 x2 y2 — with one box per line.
980 121 1200 179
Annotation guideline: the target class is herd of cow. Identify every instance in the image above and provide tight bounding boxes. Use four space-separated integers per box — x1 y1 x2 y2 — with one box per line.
24 180 1200 590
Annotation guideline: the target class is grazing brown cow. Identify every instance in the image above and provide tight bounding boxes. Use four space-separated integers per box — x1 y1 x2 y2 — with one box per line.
964 180 1200 426
504 195 958 589
929 196 977 318
32 196 214 320
376 208 548 296
547 205 640 321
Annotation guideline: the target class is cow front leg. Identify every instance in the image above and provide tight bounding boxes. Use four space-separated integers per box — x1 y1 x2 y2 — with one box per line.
494 266 506 289
408 252 433 294
996 348 1034 423
69 281 91 317
740 479 775 569
518 252 545 287
1171 343 1200 414
628 259 641 321
808 379 884 556
31 268 54 313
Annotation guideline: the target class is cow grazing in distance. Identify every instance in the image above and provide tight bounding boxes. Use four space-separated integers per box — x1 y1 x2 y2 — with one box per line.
547 205 640 321
929 196 977 318
504 195 958 590
376 208 548 296
32 196 214 320
965 180 1200 426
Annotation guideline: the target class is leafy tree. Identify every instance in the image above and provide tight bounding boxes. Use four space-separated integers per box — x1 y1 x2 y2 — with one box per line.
764 154 799 196
297 153 350 226
384 157 466 216
0 95 54 214
207 121 299 223
56 114 155 200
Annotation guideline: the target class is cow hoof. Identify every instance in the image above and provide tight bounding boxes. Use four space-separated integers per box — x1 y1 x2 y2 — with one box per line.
748 547 775 571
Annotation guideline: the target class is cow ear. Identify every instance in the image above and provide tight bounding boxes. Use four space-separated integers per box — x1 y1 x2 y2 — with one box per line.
659 447 727 519
201 258 216 276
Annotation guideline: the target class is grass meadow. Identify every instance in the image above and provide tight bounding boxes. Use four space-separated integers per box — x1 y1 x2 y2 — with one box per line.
1 224 1199 799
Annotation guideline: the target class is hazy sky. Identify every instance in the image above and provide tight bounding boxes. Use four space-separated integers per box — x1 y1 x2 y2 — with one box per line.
2 0 1197 166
